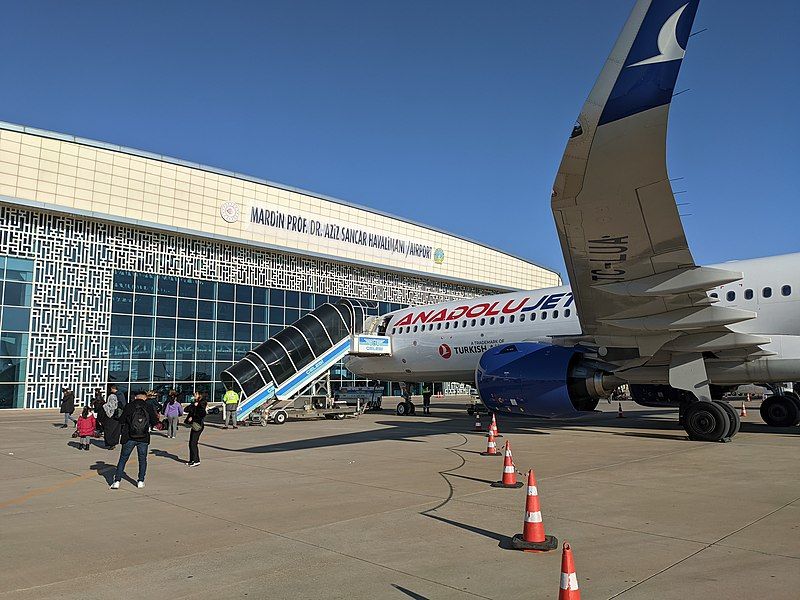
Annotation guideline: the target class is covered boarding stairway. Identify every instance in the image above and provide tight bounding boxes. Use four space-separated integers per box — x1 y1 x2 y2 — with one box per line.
222 298 384 422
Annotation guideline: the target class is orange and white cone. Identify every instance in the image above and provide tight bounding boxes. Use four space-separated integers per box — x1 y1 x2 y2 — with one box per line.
510 470 558 551
490 413 503 437
740 402 747 417
491 441 523 488
558 542 580 600
474 413 482 431
617 402 625 418
481 429 501 456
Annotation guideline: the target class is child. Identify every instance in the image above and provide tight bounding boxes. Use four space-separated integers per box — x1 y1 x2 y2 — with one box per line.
76 405 96 451
162 391 183 439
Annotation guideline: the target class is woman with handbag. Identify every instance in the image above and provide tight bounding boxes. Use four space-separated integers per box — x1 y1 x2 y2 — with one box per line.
185 391 207 467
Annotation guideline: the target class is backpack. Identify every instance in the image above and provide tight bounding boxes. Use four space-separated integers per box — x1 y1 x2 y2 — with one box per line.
130 403 149 438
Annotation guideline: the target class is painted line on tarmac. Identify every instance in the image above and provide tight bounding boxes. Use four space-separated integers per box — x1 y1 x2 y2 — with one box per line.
606 494 800 599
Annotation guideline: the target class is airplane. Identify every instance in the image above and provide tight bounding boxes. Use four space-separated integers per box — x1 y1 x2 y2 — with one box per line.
344 0 800 443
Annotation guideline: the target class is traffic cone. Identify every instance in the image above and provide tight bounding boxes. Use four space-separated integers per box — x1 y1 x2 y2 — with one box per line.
474 413 482 431
740 402 747 417
558 542 580 599
490 413 503 437
510 470 558 552
491 441 523 488
481 429 501 456
617 402 625 418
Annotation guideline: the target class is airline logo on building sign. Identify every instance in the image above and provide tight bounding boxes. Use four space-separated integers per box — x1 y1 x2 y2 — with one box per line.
246 202 440 266
393 292 574 327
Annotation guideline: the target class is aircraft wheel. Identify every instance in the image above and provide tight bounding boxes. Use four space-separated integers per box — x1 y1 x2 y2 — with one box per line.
784 393 800 425
713 400 740 439
683 401 728 442
396 402 408 416
760 395 800 427
273 410 288 425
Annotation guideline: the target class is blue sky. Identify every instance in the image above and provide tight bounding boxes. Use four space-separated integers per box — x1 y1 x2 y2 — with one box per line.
1 1 798 279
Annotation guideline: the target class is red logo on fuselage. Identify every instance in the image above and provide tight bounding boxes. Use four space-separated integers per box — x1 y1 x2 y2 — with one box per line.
439 344 452 359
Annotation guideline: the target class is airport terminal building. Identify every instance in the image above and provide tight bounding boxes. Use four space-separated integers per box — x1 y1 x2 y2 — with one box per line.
0 122 561 409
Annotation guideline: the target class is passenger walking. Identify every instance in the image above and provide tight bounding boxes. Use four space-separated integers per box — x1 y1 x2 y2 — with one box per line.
92 387 105 433
145 390 162 431
75 406 95 451
162 391 183 438
222 387 240 429
102 386 122 450
422 386 433 415
185 391 207 467
59 387 76 428
110 392 157 489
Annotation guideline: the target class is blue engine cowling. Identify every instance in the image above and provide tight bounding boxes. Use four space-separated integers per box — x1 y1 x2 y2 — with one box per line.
476 342 616 418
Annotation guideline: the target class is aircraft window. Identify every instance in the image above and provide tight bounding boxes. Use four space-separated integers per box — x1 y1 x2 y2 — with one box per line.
413 325 418 333
745 289 753 300
763 287 772 298
541 312 547 320
710 292 718 298
462 320 467 328
445 322 450 329
553 310 559 319
452 321 457 329
509 315 515 323
480 318 486 326
471 319 477 327
430 324 435 331
519 314 525 322
499 316 504 324
436 323 442 330
565 309 571 318
530 313 535 321
726 291 735 302
782 285 792 296
490 317 495 325
391 328 396 335
405 327 410 333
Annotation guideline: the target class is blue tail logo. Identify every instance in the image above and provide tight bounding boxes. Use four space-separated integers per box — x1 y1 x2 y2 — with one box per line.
628 3 689 67
598 0 700 126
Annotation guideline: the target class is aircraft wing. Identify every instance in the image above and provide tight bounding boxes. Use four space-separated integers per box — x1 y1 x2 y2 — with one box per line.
550 0 761 396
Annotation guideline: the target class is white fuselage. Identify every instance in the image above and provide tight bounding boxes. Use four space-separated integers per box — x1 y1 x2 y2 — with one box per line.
345 253 800 386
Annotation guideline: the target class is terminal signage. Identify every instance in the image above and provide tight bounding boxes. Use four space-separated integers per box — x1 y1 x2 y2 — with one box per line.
352 335 392 355
245 202 443 267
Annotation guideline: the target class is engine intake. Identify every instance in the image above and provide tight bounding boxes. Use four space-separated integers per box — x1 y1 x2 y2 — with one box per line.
475 342 620 417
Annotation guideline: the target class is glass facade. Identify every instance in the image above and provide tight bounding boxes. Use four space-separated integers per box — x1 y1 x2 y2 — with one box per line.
0 257 33 408
109 270 404 401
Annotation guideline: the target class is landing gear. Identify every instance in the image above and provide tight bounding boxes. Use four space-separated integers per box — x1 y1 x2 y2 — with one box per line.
760 395 800 427
396 401 415 416
713 400 741 439
682 401 734 442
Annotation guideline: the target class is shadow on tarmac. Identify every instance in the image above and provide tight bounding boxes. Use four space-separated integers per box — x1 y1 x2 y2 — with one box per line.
391 584 430 600
200 403 798 455
423 513 514 550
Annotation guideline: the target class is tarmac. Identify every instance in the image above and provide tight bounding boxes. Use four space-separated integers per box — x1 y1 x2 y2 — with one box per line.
1 397 798 600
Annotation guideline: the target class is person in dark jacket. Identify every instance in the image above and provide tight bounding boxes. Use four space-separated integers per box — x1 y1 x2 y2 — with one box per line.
59 387 76 428
92 387 105 433
185 391 207 467
110 392 157 490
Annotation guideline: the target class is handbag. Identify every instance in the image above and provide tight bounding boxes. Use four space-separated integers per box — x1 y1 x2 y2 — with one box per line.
190 422 202 432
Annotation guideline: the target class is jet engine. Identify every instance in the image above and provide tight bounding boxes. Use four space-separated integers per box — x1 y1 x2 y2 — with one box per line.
475 342 621 417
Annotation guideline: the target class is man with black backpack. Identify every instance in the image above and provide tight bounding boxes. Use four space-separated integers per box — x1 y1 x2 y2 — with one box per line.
110 392 157 490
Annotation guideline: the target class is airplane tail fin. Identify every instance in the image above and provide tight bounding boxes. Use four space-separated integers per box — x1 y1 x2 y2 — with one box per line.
551 0 702 334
